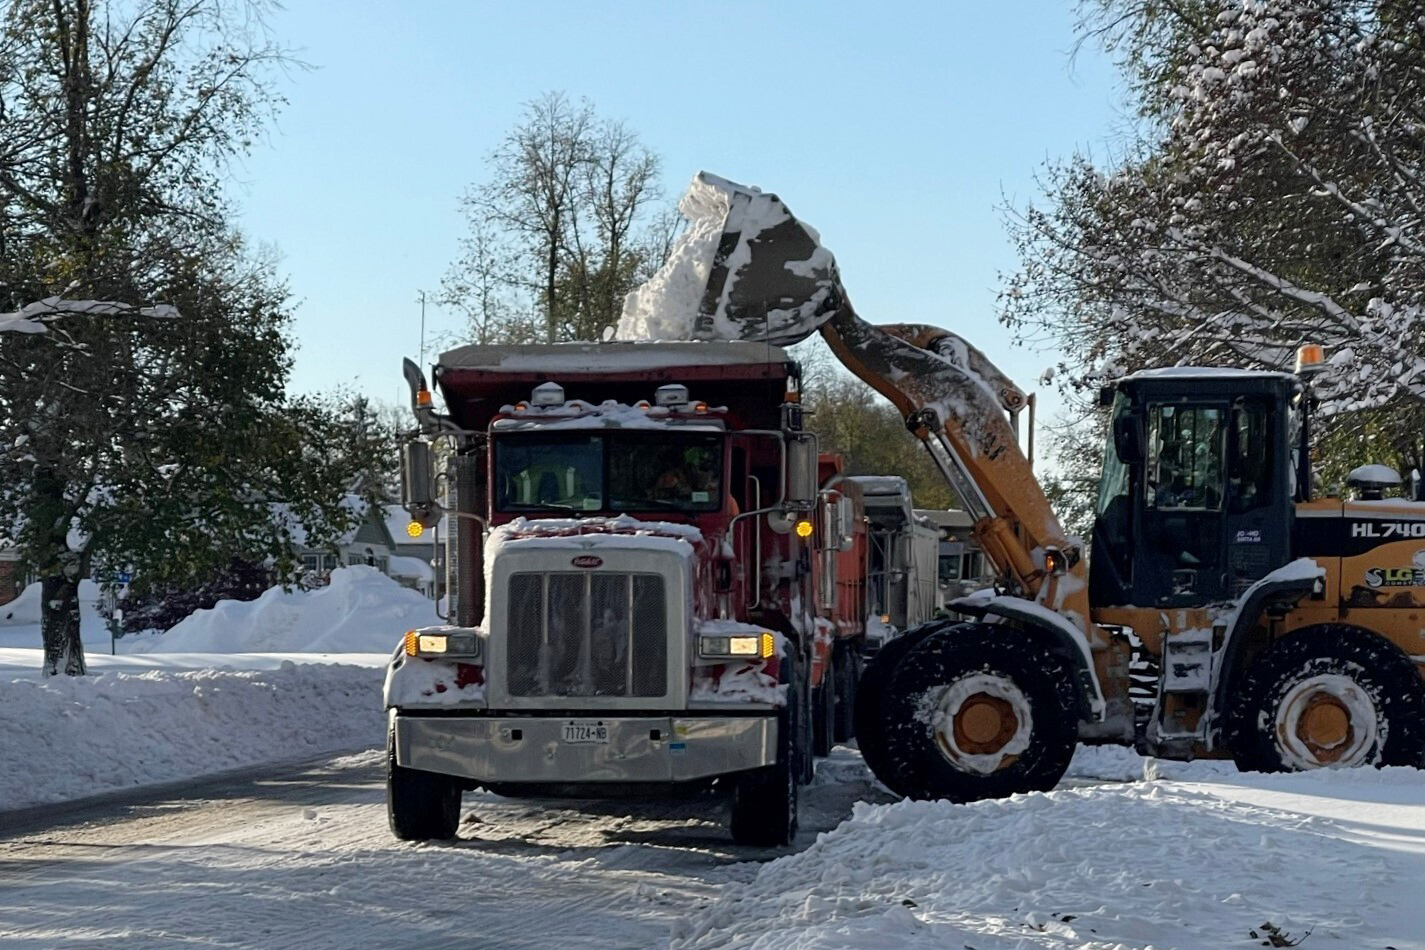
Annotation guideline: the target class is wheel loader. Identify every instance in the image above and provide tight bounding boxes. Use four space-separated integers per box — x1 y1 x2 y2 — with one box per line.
677 172 1425 800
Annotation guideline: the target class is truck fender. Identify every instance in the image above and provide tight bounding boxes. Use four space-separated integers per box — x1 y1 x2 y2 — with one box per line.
948 593 1105 720
1208 565 1324 745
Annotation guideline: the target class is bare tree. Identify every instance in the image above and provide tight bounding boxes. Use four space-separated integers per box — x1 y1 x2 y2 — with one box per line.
442 92 669 344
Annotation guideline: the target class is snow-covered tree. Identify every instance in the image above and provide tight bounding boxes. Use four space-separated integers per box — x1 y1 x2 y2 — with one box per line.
1007 0 1425 440
0 0 368 676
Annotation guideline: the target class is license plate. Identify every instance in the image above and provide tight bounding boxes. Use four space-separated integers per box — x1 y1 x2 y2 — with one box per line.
561 720 609 744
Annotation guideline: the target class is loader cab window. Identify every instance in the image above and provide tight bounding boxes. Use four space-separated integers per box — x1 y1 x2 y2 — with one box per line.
1228 400 1272 512
1146 405 1224 511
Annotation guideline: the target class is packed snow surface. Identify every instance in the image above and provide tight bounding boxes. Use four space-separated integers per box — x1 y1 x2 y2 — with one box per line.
676 751 1425 949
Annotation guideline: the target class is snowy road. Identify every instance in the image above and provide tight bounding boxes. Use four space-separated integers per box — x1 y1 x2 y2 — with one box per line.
0 747 893 949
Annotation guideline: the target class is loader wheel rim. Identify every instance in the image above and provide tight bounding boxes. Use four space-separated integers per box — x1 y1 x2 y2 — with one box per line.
930 673 1032 776
1276 673 1377 768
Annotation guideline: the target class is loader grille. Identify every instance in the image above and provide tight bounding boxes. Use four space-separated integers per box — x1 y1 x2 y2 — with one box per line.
506 572 668 698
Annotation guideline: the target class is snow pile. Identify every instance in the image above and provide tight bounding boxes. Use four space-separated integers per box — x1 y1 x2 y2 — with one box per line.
0 579 102 626
125 566 439 654
674 767 1425 949
0 662 383 810
616 173 730 341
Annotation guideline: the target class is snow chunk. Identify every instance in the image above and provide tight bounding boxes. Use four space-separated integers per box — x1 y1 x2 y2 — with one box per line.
615 174 729 341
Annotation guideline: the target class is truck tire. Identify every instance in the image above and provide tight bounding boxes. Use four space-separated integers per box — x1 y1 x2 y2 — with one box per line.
832 641 861 744
1227 625 1425 773
854 622 944 797
880 624 1078 802
387 723 463 841
730 655 802 846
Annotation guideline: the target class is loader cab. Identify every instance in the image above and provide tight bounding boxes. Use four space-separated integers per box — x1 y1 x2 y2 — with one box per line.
1090 370 1300 608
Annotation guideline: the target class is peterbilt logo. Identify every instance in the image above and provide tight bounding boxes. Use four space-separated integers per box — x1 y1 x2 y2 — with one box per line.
571 555 603 569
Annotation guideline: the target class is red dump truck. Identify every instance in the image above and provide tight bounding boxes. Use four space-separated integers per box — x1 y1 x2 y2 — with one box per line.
385 341 878 845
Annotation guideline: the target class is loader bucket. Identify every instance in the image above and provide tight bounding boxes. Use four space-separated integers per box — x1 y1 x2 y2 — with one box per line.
617 172 842 347
691 173 842 346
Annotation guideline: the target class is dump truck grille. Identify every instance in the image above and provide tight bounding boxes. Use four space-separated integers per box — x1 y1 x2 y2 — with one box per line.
506 572 668 698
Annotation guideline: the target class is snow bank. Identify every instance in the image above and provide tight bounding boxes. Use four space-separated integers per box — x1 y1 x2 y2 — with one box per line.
124 566 439 654
674 766 1425 949
0 662 383 811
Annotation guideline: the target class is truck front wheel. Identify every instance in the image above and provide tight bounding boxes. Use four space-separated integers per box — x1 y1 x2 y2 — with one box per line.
730 658 802 847
880 625 1078 802
387 723 463 841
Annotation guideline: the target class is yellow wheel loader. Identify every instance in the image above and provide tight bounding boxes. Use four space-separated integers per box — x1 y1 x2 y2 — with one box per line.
682 172 1425 800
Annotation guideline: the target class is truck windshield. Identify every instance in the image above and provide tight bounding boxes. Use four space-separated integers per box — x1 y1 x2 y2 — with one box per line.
494 432 724 514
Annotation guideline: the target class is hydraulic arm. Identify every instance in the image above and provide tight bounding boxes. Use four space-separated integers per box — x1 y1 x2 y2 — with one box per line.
686 172 1090 631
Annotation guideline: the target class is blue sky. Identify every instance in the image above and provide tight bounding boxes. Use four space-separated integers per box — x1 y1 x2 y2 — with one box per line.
233 1 1128 422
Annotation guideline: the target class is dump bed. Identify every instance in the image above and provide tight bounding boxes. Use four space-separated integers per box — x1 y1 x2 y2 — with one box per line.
434 340 792 430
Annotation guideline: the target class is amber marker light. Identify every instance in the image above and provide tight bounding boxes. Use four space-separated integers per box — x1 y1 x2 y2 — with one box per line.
760 632 775 659
415 388 433 408
405 521 424 538
1296 343 1326 374
795 519 814 538
403 630 419 656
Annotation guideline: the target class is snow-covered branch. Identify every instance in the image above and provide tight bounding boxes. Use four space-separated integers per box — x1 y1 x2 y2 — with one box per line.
0 297 179 335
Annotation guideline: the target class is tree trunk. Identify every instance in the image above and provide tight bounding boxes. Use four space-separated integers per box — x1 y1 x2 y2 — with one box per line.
546 224 558 344
41 573 87 677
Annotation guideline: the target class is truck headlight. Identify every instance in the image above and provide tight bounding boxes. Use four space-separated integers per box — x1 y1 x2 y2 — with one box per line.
699 632 775 660
404 629 482 659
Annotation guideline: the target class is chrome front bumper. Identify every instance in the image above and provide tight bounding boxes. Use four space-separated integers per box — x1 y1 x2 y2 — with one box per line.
393 715 777 784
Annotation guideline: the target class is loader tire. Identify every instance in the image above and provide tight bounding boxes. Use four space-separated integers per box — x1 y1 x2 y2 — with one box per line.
387 723 462 841
730 655 802 847
880 624 1078 802
853 622 944 797
1227 625 1425 773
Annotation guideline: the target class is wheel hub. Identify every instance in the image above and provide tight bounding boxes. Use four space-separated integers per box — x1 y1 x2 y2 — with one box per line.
1275 673 1377 769
930 673 1032 776
954 694 1019 754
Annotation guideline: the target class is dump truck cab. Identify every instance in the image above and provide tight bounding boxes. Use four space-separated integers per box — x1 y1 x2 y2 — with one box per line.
385 340 875 846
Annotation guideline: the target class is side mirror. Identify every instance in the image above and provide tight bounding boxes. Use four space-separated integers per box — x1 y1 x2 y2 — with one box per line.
401 441 440 528
1112 412 1146 464
785 434 818 509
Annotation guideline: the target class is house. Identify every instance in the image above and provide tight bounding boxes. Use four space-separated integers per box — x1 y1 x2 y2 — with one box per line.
0 543 24 607
287 495 398 583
